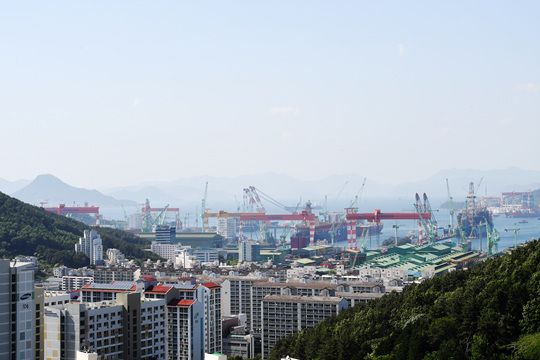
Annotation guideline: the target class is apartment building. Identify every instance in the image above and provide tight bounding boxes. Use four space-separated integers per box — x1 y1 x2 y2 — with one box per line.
167 299 204 360
75 230 104 266
250 280 346 334
261 295 348 360
221 273 269 329
151 242 183 262
43 292 166 360
92 267 138 284
0 259 35 360
61 275 93 291
198 283 222 354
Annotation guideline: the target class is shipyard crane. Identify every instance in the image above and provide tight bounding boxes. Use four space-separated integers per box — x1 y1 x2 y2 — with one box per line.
350 178 367 210
504 226 520 250
358 227 369 252
243 188 257 213
249 186 267 214
156 205 170 226
415 194 425 243
235 195 241 212
201 182 208 232
446 178 469 252
345 208 431 250
414 203 436 244
483 217 500 257
239 211 316 245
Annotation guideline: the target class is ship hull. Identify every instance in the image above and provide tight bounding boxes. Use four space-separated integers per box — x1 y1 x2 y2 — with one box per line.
505 211 539 218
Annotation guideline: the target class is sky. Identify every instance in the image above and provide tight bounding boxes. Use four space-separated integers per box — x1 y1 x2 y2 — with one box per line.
1 1 539 189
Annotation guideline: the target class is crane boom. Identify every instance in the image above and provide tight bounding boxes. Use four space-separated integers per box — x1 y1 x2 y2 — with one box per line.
351 178 367 210
446 178 469 252
201 182 208 232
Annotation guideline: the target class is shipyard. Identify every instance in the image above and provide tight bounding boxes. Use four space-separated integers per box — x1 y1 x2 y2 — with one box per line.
2 1 540 359
49 179 535 281
10 176 535 360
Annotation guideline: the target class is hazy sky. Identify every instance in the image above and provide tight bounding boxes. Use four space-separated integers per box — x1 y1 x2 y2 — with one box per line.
1 1 539 189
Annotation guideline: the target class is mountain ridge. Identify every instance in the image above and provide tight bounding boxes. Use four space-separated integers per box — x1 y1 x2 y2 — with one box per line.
0 190 162 270
12 174 138 207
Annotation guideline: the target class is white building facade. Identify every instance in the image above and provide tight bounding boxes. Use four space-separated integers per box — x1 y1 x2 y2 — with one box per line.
75 230 104 265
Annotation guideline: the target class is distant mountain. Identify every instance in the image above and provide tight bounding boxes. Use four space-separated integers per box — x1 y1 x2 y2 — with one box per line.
389 167 540 202
100 168 540 213
12 174 138 207
102 173 377 212
0 177 31 195
107 186 182 205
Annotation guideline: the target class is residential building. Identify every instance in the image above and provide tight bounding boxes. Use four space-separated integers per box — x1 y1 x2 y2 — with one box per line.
194 249 220 265
167 299 204 360
61 275 93 291
261 295 348 360
151 242 183 262
198 283 222 354
75 230 104 266
43 292 166 360
80 281 140 303
92 267 138 283
217 217 237 241
239 241 260 263
175 248 199 269
106 248 126 266
0 259 35 360
221 273 269 329
250 280 346 334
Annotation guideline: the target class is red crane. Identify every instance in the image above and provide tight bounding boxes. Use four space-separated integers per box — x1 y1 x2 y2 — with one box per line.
239 211 316 245
44 204 101 226
45 204 100 215
345 208 431 250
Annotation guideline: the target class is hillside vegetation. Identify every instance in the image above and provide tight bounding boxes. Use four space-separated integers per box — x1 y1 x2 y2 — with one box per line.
270 240 540 360
0 191 161 270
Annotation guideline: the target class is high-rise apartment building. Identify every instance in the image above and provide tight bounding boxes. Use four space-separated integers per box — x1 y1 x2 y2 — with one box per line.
0 259 35 360
261 295 348 360
238 241 260 263
75 230 103 265
43 292 166 360
217 218 237 241
198 283 222 354
221 273 269 330
167 299 204 360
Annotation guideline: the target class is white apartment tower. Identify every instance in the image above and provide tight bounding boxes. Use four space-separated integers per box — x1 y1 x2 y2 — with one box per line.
217 218 237 240
198 283 223 354
75 230 103 265
0 259 35 360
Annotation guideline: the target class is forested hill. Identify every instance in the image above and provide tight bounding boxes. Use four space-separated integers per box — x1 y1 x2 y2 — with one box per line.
270 240 540 360
0 191 161 270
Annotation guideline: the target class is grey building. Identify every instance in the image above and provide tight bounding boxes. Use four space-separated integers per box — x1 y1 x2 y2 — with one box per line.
261 295 348 360
0 259 35 360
